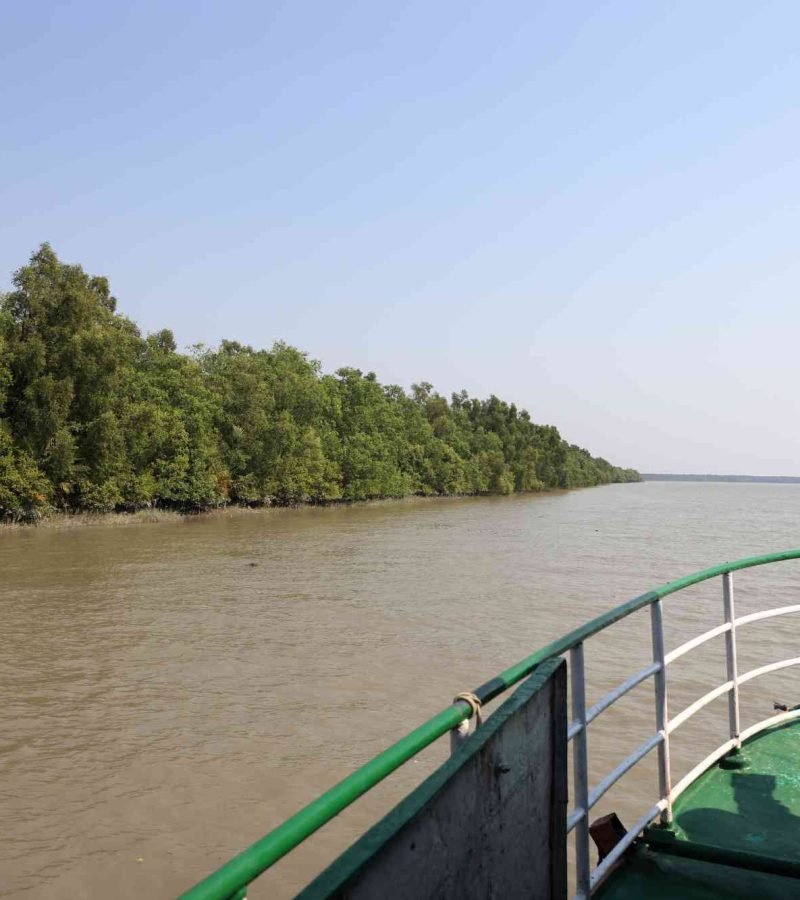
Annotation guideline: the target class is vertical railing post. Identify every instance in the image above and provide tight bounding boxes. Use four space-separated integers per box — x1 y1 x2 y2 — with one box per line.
723 572 741 748
650 600 673 825
570 642 591 898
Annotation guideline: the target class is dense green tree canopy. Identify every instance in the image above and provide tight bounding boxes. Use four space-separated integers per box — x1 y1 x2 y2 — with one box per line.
0 246 640 522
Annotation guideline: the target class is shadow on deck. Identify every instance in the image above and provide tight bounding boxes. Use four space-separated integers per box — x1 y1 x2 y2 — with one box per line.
598 721 800 899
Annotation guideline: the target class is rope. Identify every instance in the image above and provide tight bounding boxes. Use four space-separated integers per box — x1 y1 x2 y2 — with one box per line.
453 691 483 728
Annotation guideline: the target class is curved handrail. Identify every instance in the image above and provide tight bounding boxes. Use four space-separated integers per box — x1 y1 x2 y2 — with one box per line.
179 548 800 900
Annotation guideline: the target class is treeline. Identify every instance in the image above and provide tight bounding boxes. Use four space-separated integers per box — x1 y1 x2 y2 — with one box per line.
0 245 640 522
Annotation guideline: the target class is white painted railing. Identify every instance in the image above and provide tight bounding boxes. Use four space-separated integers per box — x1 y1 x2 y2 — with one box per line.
564 570 800 897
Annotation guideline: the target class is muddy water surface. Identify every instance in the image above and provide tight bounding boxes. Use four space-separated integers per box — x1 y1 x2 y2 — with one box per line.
3 483 800 897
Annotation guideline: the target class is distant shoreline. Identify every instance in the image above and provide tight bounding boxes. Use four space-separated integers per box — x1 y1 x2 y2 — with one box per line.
642 474 800 484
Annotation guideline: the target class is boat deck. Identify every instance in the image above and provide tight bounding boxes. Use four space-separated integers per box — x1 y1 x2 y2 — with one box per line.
598 719 800 898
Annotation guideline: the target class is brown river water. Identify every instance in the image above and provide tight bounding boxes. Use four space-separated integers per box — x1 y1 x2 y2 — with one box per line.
3 482 800 898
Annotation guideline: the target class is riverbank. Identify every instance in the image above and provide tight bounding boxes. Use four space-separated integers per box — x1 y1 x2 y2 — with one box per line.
0 507 187 530
0 485 619 531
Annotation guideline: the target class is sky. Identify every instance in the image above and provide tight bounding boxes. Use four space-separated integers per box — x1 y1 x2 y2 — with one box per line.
2 1 800 475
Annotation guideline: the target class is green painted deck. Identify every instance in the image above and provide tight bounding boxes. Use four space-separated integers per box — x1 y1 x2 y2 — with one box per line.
599 719 800 898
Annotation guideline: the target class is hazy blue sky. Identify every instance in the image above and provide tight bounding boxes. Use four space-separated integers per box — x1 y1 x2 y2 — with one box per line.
3 1 800 474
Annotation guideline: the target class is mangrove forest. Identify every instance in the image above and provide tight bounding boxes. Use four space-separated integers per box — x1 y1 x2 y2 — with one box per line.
0 245 640 522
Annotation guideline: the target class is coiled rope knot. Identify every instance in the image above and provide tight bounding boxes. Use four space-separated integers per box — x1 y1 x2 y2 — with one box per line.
453 691 483 728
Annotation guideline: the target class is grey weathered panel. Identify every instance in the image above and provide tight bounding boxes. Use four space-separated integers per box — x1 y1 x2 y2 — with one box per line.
298 657 568 900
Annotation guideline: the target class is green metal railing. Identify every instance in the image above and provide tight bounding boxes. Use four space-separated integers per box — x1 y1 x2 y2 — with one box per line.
179 548 800 900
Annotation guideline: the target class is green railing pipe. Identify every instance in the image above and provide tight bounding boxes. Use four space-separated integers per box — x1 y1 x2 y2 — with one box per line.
178 547 800 900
